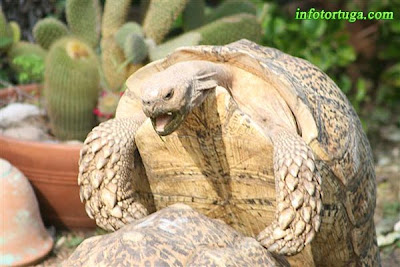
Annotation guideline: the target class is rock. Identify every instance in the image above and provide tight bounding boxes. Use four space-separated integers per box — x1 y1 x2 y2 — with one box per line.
377 156 391 166
377 231 400 247
381 125 400 142
0 103 42 128
2 125 48 141
394 220 400 232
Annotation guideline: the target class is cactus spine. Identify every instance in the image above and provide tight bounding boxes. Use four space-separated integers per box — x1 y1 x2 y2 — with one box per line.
143 0 188 44
33 18 69 49
66 0 101 48
45 37 100 141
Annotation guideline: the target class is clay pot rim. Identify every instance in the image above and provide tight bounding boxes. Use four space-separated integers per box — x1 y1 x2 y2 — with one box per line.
0 84 83 150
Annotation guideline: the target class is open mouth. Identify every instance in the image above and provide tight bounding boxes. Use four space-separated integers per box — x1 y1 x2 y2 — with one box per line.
151 112 179 135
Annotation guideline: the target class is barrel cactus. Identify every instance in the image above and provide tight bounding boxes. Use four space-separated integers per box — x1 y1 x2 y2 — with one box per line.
33 18 69 49
44 37 100 141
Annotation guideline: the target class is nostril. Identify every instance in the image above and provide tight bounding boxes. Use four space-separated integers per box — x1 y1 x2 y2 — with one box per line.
142 100 151 106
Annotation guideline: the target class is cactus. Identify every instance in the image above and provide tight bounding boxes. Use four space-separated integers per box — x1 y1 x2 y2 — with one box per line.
102 0 132 39
101 38 127 91
149 13 261 61
33 18 69 49
66 0 101 48
149 32 201 61
123 33 148 64
143 0 188 44
127 63 144 76
0 7 13 51
198 13 261 45
44 37 100 141
9 22 21 43
183 0 205 31
101 0 132 91
115 22 143 49
205 0 257 23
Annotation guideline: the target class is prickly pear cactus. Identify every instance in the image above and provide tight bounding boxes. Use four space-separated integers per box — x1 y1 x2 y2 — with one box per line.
143 0 188 44
44 37 100 141
66 0 101 48
33 18 69 49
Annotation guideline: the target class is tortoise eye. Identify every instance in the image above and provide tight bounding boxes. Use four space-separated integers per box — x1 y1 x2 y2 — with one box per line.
164 89 174 100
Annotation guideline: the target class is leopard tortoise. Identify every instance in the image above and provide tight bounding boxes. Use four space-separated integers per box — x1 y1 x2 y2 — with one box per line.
78 39 380 266
65 204 289 266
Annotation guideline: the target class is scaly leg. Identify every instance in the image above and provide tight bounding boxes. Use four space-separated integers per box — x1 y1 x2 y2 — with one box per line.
257 128 322 255
78 116 148 231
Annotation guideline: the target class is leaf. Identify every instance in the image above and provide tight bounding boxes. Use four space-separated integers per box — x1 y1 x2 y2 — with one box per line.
338 45 356 66
356 78 367 102
338 75 352 94
302 19 326 38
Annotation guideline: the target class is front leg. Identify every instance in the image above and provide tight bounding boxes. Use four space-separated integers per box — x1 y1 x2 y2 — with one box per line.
257 128 322 255
78 116 148 231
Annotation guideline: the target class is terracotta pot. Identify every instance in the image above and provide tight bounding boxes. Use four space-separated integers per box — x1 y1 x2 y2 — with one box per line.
0 84 96 229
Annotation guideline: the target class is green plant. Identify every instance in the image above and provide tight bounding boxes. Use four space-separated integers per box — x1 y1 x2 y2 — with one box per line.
255 0 400 133
33 0 100 50
12 54 44 84
7 41 46 83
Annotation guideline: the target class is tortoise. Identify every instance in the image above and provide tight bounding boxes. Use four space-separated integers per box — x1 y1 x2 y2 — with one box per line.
78 39 380 266
65 204 289 266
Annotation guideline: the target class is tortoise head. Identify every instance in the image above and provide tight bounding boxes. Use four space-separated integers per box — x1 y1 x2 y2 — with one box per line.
141 60 231 136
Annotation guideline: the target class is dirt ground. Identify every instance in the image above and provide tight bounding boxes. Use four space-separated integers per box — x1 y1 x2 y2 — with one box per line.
31 129 400 267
